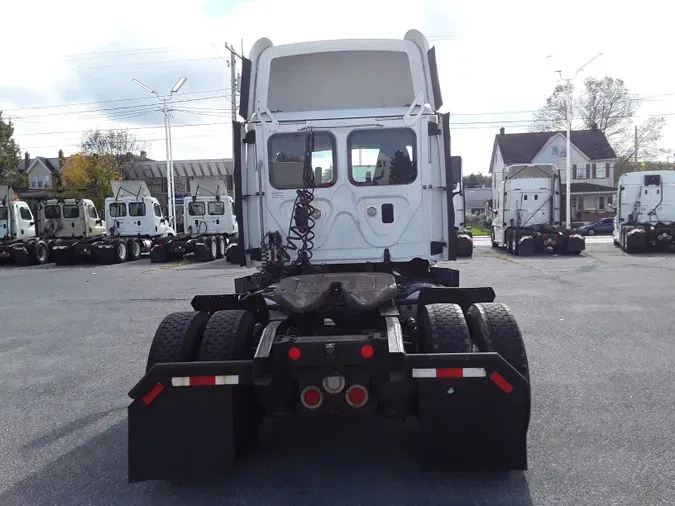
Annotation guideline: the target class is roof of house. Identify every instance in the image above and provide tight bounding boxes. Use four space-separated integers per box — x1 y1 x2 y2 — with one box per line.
494 129 616 166
464 187 492 209
19 156 60 174
122 159 233 179
562 182 615 193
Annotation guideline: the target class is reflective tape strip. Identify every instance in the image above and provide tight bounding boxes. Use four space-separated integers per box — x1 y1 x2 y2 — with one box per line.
171 375 239 387
412 367 487 378
518 235 532 244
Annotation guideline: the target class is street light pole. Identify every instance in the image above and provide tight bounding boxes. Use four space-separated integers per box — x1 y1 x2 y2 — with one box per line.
551 53 602 229
132 77 187 229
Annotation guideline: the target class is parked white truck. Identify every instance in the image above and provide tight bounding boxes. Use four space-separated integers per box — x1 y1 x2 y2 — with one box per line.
52 180 174 264
613 170 675 253
0 185 50 266
149 178 237 263
490 163 585 255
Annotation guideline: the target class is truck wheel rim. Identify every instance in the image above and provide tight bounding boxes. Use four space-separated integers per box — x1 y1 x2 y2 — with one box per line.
38 245 47 262
118 243 127 259
133 241 141 257
211 240 217 258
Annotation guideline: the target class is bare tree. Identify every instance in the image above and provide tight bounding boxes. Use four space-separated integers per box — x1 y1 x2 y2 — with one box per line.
79 128 148 179
532 76 667 166
531 82 573 132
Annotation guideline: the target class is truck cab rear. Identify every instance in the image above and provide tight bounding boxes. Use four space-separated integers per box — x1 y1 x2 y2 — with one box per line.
149 178 236 263
614 170 675 253
0 185 50 266
491 163 585 256
127 31 531 482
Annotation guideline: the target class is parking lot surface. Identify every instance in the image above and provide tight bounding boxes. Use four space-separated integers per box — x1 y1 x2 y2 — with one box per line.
1 243 674 506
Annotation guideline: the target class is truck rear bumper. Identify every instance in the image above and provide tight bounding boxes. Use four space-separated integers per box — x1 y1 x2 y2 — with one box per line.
128 351 529 482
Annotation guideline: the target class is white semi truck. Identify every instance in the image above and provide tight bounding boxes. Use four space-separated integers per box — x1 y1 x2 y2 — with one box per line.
127 31 531 482
0 185 50 266
613 170 675 253
149 178 237 263
52 180 174 264
490 163 585 256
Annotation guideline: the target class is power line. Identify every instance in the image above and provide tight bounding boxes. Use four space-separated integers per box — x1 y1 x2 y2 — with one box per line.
0 87 230 113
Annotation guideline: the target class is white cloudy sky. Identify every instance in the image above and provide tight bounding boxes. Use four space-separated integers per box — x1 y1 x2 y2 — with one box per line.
1 0 672 173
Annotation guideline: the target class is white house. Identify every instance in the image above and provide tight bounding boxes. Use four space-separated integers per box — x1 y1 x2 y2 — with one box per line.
19 155 60 190
488 124 617 220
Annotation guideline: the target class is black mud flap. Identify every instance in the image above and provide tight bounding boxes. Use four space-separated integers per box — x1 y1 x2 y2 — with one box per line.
128 383 235 482
13 247 30 266
149 244 168 263
409 352 529 471
566 233 586 254
456 234 473 257
516 235 534 256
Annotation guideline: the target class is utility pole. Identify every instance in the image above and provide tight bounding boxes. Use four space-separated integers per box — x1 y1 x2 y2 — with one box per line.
549 53 603 228
634 125 639 163
224 42 244 199
225 43 244 119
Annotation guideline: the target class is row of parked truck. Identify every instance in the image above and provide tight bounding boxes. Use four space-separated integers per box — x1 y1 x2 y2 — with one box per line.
485 163 675 256
0 178 240 267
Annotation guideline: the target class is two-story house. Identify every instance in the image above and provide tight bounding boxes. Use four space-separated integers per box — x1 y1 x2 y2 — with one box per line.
18 153 61 191
488 124 617 222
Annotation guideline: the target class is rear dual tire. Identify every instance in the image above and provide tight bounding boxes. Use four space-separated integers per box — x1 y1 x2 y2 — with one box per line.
418 302 530 470
146 309 259 458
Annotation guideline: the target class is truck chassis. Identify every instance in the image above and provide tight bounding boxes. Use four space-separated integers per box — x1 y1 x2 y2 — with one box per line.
0 237 52 266
52 235 158 265
128 260 531 481
149 233 230 263
493 225 585 256
616 222 675 253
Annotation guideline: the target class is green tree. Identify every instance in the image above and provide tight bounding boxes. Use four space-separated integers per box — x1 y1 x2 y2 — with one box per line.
60 153 122 208
0 112 26 191
463 173 491 188
532 77 669 166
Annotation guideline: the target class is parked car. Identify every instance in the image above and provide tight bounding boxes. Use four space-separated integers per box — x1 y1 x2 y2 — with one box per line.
579 217 615 235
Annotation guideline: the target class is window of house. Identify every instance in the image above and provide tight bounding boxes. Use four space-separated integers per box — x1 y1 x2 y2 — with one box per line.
154 203 162 217
63 205 79 219
44 205 61 219
577 197 585 210
87 206 98 219
189 202 205 216
552 146 559 156
576 165 586 179
129 202 146 217
560 146 567 157
37 180 44 188
348 128 417 186
208 201 225 215
596 164 606 179
20 206 33 221
109 203 127 217
268 132 337 189
598 196 605 210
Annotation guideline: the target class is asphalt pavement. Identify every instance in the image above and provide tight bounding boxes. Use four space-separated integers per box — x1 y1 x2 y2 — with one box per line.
1 242 674 506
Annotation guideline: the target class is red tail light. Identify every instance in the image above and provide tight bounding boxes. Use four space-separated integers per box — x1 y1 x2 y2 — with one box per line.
360 344 374 358
288 346 301 360
345 384 368 408
301 386 323 409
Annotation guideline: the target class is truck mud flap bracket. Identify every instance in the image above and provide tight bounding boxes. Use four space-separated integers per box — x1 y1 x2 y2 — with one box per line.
407 352 529 471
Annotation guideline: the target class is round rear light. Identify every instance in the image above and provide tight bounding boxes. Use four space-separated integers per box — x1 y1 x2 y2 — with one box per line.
301 386 322 409
345 384 368 408
361 344 374 358
288 347 301 360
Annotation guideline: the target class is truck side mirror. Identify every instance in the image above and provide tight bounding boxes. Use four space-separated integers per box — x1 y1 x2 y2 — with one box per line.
29 221 35 226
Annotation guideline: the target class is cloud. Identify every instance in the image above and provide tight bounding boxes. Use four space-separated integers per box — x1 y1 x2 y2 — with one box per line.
0 0 672 170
